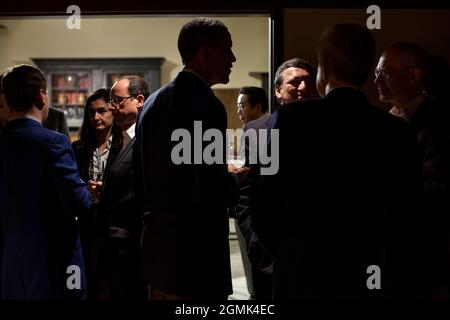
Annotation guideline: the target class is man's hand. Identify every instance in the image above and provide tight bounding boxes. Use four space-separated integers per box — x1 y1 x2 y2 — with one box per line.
87 180 103 203
228 164 250 185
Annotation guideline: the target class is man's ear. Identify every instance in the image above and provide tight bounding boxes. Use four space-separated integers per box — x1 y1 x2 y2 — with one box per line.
136 94 146 109
409 67 422 86
255 102 262 113
274 85 282 99
35 89 46 110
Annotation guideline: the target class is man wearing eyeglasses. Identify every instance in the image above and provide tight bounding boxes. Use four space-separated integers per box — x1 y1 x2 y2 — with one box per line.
375 42 429 120
92 75 149 300
375 42 450 299
234 86 272 300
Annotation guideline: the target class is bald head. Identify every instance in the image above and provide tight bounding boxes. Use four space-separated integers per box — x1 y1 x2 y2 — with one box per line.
374 42 429 105
110 75 149 130
386 43 429 71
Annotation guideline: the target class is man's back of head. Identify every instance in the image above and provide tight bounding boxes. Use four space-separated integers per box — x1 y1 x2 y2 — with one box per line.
2 65 47 112
1 64 48 121
317 23 376 96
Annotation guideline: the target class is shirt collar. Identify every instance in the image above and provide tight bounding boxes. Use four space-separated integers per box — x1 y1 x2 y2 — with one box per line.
122 122 136 145
389 93 427 121
8 115 41 124
106 135 112 148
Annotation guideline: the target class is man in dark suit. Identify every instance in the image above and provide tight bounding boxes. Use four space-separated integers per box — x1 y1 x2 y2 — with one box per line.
44 106 70 138
92 75 149 300
0 64 91 299
254 24 425 300
375 42 450 298
234 86 272 300
135 17 247 299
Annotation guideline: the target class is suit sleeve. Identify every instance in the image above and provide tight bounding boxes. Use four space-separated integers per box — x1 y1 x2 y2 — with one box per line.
252 110 286 257
422 109 450 206
421 109 450 289
58 112 70 138
385 121 426 297
132 136 150 223
50 134 91 218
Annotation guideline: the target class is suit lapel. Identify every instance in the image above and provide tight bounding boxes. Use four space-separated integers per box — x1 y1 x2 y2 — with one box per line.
99 137 135 209
108 137 135 173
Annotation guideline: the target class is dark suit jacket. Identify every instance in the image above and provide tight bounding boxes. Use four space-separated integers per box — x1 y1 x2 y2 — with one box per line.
135 70 238 298
411 96 450 289
44 107 70 138
100 138 139 234
72 138 122 186
253 87 425 299
236 114 273 274
0 118 90 299
96 137 146 299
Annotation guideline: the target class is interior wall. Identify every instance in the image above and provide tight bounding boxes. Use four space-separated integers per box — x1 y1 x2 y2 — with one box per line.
283 9 450 108
0 16 269 90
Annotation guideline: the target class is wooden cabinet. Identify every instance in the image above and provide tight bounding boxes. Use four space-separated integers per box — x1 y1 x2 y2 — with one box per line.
32 58 165 131
49 72 90 128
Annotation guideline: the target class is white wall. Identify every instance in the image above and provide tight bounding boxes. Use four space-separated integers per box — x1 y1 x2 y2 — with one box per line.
0 16 269 89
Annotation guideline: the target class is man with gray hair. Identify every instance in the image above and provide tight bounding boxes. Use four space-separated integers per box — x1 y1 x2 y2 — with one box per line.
274 58 318 105
375 42 450 299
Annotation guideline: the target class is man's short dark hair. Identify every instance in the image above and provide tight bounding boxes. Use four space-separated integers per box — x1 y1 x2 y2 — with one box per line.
318 23 375 87
178 18 229 63
117 75 150 100
239 86 269 113
274 58 316 87
1 64 47 112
